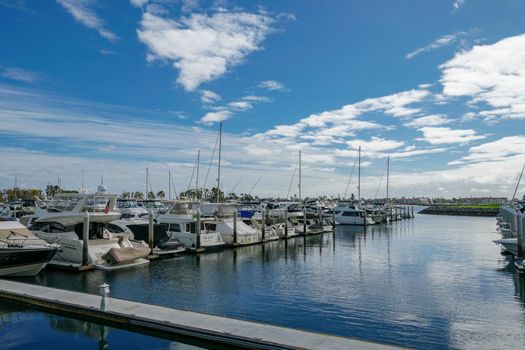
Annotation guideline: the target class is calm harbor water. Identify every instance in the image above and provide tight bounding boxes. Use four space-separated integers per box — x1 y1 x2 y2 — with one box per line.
2 212 525 349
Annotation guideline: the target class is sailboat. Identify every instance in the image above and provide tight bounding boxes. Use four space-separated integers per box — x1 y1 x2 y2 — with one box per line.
335 146 375 225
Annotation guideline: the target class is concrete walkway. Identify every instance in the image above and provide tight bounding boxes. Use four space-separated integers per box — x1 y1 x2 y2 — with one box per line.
0 280 405 350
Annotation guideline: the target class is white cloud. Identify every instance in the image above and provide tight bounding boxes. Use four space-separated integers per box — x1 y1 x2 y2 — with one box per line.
200 110 232 124
354 89 430 117
449 136 525 164
242 95 270 102
129 0 148 8
228 101 252 111
440 33 525 120
181 0 199 13
200 89 221 104
258 80 286 91
1 67 43 83
346 137 405 152
57 0 118 41
137 10 276 91
453 0 465 11
417 127 486 145
404 114 452 128
406 32 465 60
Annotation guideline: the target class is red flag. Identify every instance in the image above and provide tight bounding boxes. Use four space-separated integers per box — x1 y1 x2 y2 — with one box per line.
104 200 110 214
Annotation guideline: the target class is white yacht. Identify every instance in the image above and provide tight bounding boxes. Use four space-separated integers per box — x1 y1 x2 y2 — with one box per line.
241 215 280 242
156 201 225 252
199 203 260 246
0 218 58 277
493 238 518 256
32 192 150 270
139 200 169 215
107 218 185 256
334 202 375 225
266 202 304 218
117 198 149 219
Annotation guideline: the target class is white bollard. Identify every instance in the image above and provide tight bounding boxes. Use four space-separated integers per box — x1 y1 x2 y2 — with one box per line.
99 283 110 311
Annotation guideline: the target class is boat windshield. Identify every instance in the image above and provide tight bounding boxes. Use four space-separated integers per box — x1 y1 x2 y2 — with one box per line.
118 200 139 208
48 195 84 212
168 202 198 215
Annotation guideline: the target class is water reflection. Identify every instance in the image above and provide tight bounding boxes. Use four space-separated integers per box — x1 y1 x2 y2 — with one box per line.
3 214 525 349
0 304 205 350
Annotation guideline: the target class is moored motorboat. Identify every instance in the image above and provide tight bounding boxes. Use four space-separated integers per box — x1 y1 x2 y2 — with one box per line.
493 238 518 256
157 201 225 252
32 192 150 270
0 218 58 277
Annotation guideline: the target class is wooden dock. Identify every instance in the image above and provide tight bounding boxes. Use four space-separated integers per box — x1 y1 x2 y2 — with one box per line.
0 280 404 350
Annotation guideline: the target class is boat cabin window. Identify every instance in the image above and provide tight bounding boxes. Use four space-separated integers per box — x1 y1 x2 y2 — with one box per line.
169 224 181 232
342 211 359 217
204 223 217 231
107 224 125 234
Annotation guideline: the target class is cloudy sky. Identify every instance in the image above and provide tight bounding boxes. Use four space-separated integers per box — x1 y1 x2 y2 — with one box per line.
1 0 524 199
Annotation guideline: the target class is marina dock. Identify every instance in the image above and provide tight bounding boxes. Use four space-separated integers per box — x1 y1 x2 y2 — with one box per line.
0 280 403 350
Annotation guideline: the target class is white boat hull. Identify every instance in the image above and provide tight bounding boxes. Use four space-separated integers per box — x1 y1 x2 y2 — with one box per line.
0 261 49 277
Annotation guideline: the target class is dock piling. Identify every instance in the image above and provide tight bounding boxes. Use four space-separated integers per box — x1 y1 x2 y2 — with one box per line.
82 212 89 266
196 211 201 250
332 209 336 231
303 205 307 235
284 209 288 238
148 211 154 251
233 209 238 245
261 208 266 241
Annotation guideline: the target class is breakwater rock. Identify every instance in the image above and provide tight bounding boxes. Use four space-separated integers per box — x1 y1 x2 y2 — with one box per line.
418 206 499 217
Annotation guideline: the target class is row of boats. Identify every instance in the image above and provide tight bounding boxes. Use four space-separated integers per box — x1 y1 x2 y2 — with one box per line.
0 185 413 277
493 198 525 272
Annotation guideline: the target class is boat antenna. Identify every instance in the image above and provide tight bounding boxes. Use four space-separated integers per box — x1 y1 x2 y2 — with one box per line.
511 160 525 201
343 154 358 199
217 121 223 203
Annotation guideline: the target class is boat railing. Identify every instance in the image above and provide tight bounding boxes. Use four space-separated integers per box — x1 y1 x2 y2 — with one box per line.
0 236 53 248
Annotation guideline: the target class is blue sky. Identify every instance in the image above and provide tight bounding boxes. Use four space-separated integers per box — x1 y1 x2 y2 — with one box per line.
1 0 525 198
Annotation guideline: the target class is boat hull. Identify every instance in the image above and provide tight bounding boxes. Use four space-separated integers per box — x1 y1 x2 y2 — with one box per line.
0 247 58 277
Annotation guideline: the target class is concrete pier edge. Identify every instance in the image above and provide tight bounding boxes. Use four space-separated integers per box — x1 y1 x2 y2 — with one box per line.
0 280 405 350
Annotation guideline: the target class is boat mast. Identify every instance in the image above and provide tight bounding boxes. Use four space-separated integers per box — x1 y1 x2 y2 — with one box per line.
168 170 171 201
146 168 149 199
217 122 222 203
298 150 302 202
512 161 525 201
386 155 390 201
196 149 200 199
358 146 361 202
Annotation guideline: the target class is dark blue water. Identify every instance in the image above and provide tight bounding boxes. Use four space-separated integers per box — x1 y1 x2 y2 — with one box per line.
2 213 525 349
